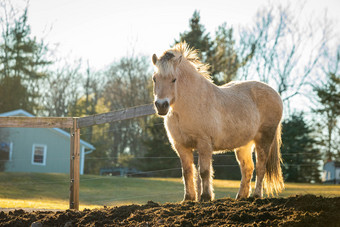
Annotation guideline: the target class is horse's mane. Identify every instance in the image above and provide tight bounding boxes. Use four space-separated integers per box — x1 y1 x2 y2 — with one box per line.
157 42 212 81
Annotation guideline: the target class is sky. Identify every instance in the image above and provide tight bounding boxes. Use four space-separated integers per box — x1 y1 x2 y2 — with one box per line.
14 0 340 71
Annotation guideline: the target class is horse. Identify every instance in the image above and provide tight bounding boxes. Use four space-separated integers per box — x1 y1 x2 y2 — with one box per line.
151 42 284 202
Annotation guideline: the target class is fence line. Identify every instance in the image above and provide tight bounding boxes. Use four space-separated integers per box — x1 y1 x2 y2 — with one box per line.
0 152 322 162
0 163 321 186
0 103 325 210
77 104 155 128
0 116 73 128
0 103 157 210
79 122 165 136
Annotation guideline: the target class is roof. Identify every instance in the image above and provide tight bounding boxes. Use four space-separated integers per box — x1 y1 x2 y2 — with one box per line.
0 109 95 150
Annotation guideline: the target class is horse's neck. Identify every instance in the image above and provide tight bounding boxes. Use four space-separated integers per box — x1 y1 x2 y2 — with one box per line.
173 72 217 115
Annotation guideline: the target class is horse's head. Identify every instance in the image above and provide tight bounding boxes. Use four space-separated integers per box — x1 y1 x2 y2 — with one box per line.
151 42 211 116
151 51 182 116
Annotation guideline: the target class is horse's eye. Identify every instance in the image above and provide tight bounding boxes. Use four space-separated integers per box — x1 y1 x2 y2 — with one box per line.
153 77 156 83
172 78 177 83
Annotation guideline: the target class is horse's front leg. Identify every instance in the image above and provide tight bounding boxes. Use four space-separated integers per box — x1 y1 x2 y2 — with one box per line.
197 142 214 202
176 144 197 202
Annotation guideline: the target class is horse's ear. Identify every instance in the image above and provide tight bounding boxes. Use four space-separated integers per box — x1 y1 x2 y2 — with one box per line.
152 54 158 65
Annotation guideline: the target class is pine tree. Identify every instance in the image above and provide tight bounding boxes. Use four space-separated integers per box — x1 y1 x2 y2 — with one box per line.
209 24 239 84
281 113 321 183
0 6 51 113
140 116 181 177
175 10 212 63
313 71 340 160
175 11 255 85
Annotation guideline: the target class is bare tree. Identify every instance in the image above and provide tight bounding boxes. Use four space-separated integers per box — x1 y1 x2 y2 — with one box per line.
42 59 82 117
238 3 330 113
101 55 153 163
76 60 105 141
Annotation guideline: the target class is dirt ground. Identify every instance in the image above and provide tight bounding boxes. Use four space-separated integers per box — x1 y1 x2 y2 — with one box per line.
1 194 340 227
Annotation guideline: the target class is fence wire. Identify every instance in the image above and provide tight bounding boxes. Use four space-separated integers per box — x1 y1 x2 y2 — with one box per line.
0 113 327 208
0 152 323 162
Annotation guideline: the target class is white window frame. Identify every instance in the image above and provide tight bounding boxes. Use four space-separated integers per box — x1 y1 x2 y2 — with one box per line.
9 142 13 161
31 144 47 166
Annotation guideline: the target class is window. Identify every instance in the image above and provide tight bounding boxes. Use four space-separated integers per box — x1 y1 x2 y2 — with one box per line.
32 144 47 165
0 141 12 161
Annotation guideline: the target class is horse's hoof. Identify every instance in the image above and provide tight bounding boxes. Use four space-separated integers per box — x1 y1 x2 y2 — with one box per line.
236 193 248 200
252 194 262 199
200 193 212 202
183 194 195 202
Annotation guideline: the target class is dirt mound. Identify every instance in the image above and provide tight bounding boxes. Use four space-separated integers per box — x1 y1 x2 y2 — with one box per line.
1 195 340 226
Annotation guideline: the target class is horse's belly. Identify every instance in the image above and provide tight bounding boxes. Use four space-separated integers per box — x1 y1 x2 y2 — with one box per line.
212 125 257 150
213 137 248 151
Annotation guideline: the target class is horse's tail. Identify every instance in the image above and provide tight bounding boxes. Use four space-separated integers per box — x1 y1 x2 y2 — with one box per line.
264 123 284 196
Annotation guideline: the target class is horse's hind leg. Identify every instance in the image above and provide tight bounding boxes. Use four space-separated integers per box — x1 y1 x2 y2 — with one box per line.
196 164 202 201
235 142 254 199
254 130 275 198
176 144 197 201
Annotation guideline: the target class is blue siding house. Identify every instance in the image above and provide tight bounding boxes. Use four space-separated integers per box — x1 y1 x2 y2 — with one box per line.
322 161 340 184
0 109 95 175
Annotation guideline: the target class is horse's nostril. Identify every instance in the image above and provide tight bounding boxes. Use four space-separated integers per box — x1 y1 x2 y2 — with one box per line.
155 101 160 109
162 102 169 109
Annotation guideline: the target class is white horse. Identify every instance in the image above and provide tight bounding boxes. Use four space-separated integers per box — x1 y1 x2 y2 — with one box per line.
152 42 284 201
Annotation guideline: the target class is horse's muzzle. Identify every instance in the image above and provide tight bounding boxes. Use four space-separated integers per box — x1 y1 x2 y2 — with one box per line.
155 100 169 116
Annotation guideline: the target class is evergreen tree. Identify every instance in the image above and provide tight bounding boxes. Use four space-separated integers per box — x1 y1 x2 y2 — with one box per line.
313 70 340 160
281 113 321 183
209 24 239 84
139 116 181 177
175 11 255 85
0 5 51 113
213 153 241 180
175 10 212 63
0 75 28 111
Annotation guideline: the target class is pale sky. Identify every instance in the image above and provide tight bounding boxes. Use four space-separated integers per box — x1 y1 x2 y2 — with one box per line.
16 0 340 71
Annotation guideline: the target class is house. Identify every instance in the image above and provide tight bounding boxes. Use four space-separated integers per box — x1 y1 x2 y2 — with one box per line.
0 109 95 175
322 160 340 184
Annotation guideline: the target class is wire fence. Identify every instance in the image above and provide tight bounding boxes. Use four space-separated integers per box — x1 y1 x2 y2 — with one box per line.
0 152 326 208
0 152 324 162
0 106 328 209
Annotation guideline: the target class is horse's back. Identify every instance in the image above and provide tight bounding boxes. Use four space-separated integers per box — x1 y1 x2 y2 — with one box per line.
244 81 283 125
219 80 283 134
220 81 282 116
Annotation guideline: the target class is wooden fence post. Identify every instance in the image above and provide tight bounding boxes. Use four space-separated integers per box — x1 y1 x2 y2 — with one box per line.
70 117 80 210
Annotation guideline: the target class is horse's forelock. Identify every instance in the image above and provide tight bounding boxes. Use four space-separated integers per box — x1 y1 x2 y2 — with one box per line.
160 52 175 63
156 51 180 78
156 42 212 81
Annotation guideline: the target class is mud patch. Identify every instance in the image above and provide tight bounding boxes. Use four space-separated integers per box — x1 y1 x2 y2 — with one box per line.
1 195 340 226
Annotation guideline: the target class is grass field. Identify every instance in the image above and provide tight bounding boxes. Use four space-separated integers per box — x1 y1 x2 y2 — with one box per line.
1 172 340 210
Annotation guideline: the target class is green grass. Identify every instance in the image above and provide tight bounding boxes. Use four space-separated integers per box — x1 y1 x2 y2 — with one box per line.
0 172 340 210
